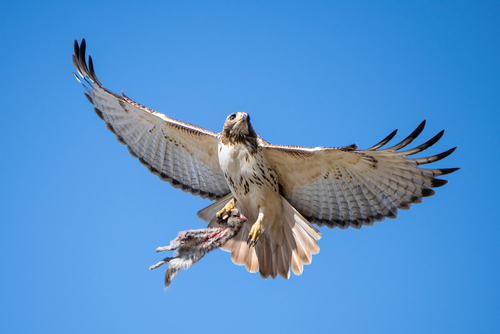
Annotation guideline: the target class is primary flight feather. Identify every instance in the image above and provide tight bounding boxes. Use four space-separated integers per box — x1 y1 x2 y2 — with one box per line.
73 39 458 280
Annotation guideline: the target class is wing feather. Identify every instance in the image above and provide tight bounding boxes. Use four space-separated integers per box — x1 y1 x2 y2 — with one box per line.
262 122 458 229
411 147 457 165
399 130 444 156
381 120 426 151
337 169 364 228
366 129 398 151
73 39 230 200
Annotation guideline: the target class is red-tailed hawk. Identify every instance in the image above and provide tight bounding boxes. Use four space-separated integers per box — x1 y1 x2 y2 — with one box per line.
73 39 458 280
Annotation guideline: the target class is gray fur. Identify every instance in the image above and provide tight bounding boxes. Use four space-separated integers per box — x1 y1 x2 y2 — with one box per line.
149 209 246 288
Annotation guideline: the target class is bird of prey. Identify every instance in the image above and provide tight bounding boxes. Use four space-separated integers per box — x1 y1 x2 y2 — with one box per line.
73 39 458 280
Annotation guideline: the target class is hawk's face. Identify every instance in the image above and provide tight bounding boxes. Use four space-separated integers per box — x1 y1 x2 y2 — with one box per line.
223 112 251 137
221 111 258 150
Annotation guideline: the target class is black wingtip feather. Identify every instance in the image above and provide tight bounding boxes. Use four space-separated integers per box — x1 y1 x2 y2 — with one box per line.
421 188 435 197
88 55 102 86
413 147 457 165
79 40 87 73
431 179 448 187
366 129 398 151
72 55 83 78
88 55 94 74
73 39 103 87
439 168 460 175
384 120 426 152
400 129 445 156
73 39 79 58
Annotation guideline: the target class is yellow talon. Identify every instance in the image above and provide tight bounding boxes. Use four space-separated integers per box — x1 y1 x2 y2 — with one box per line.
216 198 237 222
247 222 261 247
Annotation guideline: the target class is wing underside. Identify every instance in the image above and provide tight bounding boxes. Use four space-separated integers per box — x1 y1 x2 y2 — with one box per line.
73 39 230 200
262 121 458 229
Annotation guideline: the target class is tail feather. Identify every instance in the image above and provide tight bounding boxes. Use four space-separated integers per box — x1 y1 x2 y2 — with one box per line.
230 223 251 265
288 217 320 255
293 230 313 265
284 223 303 275
245 247 260 273
256 238 272 279
271 245 280 279
277 244 291 279
291 252 303 275
292 222 320 255
282 207 314 265
287 205 321 241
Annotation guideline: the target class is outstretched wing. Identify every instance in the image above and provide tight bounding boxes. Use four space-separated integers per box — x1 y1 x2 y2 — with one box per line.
73 39 230 200
261 121 458 229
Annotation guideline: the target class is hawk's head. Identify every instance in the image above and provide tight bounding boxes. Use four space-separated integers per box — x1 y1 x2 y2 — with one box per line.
222 112 258 145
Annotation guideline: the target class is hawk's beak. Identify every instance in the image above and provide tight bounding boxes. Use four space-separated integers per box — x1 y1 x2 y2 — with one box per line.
237 113 248 124
230 113 249 135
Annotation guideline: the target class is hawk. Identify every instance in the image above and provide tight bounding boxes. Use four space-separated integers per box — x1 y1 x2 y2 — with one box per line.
73 39 458 280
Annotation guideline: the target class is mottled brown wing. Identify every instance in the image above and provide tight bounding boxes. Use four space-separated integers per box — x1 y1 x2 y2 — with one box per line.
73 39 230 200
261 121 458 229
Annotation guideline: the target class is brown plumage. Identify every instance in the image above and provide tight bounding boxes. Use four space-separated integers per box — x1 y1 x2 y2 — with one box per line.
73 39 458 282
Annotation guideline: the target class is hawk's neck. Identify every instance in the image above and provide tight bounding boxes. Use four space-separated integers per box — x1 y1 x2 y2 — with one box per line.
219 131 259 154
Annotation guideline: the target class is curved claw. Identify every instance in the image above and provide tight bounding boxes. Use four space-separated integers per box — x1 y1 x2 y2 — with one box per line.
247 222 261 247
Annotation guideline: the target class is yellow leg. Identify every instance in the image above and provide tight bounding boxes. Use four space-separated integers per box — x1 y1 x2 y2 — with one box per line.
247 211 263 247
216 198 237 222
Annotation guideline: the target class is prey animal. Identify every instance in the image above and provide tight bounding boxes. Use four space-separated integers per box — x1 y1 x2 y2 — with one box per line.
149 209 246 288
73 39 458 280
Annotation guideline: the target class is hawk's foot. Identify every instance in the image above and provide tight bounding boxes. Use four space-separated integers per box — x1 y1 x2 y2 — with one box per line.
216 198 237 223
247 222 261 247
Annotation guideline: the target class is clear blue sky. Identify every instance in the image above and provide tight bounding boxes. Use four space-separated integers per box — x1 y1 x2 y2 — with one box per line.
1 1 499 333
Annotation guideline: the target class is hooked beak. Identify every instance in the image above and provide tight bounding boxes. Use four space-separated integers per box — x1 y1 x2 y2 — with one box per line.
236 113 247 123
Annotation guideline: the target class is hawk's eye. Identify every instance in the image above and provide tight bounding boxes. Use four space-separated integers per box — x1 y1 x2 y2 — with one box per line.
229 114 236 121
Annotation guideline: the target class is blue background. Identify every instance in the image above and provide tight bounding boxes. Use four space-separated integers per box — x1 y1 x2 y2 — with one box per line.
1 1 499 333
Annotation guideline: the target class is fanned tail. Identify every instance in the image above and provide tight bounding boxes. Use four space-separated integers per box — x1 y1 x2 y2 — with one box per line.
277 195 320 278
